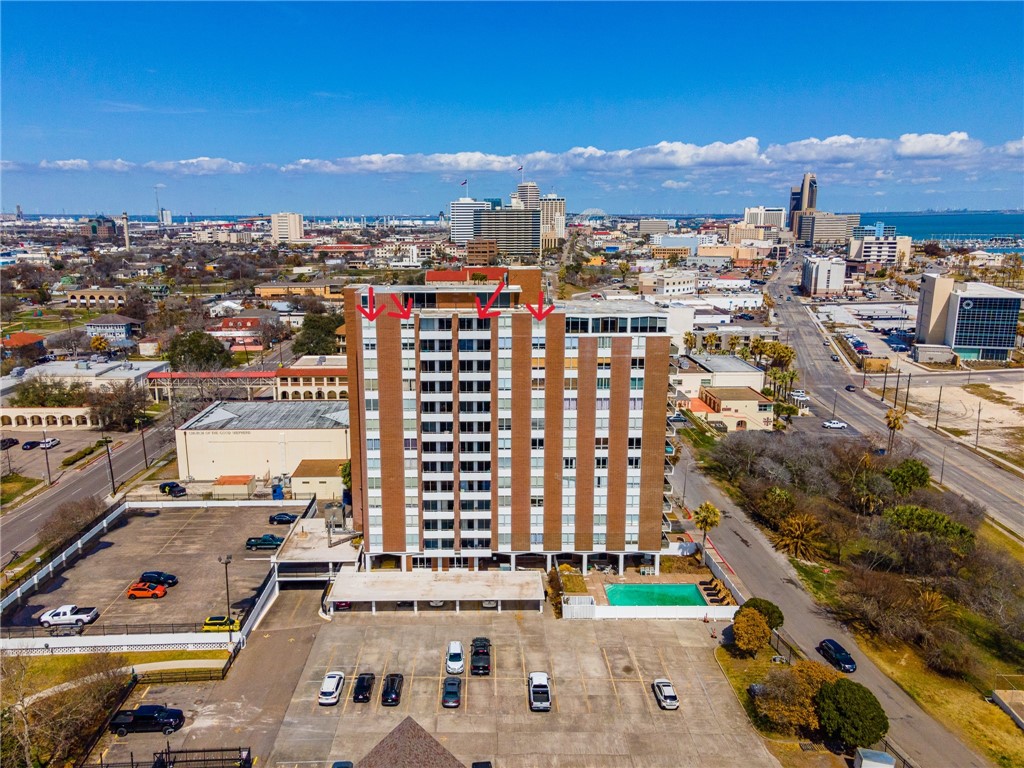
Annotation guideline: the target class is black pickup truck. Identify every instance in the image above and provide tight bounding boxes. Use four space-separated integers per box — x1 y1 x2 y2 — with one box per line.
110 705 185 736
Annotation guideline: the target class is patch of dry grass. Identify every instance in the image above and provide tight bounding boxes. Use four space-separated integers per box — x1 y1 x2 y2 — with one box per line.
561 573 587 593
856 634 1024 768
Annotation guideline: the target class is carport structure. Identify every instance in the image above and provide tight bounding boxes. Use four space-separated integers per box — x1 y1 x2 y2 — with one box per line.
325 570 545 614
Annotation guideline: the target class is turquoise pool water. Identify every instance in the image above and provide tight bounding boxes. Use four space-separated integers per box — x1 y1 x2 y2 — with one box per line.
605 583 708 607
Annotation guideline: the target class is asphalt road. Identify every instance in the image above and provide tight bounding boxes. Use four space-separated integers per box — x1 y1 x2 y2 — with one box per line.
770 259 1024 539
668 455 990 768
0 422 176 561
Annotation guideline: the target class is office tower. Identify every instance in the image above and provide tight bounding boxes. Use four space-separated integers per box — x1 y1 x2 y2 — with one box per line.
852 221 897 239
449 198 492 245
743 206 786 229
848 235 912 268
540 194 566 247
159 208 173 227
916 275 1023 360
483 198 504 212
472 208 540 258
794 211 859 246
516 182 541 210
638 219 671 235
465 240 499 266
343 283 672 572
271 212 304 243
800 255 847 296
788 173 817 229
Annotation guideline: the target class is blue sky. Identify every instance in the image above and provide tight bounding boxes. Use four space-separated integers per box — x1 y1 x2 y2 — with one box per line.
2 1 1022 215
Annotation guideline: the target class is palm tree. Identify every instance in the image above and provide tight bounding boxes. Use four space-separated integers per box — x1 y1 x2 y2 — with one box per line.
885 407 906 452
770 514 825 560
783 369 799 397
766 367 782 397
727 336 741 355
703 332 720 354
683 332 697 354
693 501 721 547
737 346 752 362
750 336 766 366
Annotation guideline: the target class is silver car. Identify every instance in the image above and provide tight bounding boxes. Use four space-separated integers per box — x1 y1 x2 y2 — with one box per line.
652 678 679 710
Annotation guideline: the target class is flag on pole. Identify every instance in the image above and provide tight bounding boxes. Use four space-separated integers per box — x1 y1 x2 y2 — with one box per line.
517 166 524 172
460 179 468 186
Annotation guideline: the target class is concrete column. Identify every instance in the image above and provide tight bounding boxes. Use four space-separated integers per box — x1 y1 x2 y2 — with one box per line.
371 601 376 615
456 600 460 614
618 553 624 574
654 554 661 576
474 558 479 571
545 554 552 570
581 554 588 573
400 557 407 572
510 553 516 570
413 601 418 614
497 601 502 613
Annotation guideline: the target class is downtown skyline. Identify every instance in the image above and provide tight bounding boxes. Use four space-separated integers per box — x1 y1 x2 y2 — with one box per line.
2 1 1022 214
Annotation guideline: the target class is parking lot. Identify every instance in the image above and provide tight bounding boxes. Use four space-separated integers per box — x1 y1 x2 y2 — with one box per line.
7 503 306 629
95 590 778 768
0 429 128 483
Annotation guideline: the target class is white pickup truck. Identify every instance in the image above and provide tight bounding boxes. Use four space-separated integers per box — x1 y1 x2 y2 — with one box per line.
38 604 99 628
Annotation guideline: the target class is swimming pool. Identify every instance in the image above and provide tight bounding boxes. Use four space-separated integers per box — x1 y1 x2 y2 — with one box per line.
605 583 708 607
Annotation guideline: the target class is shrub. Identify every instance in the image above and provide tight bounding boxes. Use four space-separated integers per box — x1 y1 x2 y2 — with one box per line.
732 606 771 657
561 574 587 594
755 661 841 734
60 443 100 467
815 678 889 748
740 597 785 630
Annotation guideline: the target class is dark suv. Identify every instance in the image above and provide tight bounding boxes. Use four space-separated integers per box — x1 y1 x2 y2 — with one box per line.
471 637 491 676
818 638 857 673
381 673 404 706
110 705 185 736
352 672 375 703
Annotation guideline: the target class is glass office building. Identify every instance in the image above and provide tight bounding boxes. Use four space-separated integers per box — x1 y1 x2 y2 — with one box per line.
946 288 1023 361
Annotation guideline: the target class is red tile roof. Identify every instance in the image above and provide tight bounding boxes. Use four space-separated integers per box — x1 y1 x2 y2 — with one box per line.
425 267 507 283
1 331 46 348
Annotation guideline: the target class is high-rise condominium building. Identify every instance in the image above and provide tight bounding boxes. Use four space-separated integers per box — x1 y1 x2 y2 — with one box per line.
794 211 860 245
343 282 671 572
449 198 492 245
271 212 304 243
540 194 566 247
473 208 541 258
743 206 786 229
516 182 541 210
788 173 817 229
801 255 847 296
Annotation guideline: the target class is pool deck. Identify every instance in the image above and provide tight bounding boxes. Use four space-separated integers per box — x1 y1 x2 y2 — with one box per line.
581 569 729 606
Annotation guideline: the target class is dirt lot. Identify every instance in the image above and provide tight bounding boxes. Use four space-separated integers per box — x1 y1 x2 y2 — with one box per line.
93 589 778 768
8 503 306 630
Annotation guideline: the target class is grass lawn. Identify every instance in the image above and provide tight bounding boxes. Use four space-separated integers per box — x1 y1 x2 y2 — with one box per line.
4 649 231 701
788 558 843 607
1 472 42 507
856 634 1024 768
977 520 1024 564
143 457 179 482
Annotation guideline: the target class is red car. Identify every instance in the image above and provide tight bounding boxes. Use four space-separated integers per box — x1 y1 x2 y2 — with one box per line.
126 582 167 600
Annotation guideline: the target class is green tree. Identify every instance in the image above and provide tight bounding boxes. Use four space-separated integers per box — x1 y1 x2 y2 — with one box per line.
683 331 697 353
292 312 343 356
732 606 770 657
885 407 906 452
87 381 150 432
9 376 89 407
770 513 825 560
0 295 19 323
167 330 232 370
739 597 784 630
757 486 795 527
693 501 721 546
884 458 930 495
617 260 630 280
89 334 110 353
815 679 889 748
339 460 352 490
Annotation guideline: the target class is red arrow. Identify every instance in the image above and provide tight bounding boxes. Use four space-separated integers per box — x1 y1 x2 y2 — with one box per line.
357 286 386 321
475 280 505 319
387 293 413 319
525 291 555 321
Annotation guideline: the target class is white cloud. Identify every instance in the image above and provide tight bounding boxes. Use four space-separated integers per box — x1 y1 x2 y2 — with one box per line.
767 135 891 164
1 160 22 171
94 158 135 172
1002 137 1024 157
661 179 691 189
895 131 980 158
39 159 90 171
143 157 249 175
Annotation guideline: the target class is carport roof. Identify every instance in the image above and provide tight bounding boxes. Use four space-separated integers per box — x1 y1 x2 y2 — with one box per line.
327 569 544 603
358 717 465 768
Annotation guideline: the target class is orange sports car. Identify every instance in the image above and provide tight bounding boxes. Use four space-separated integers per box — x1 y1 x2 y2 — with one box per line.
126 582 167 599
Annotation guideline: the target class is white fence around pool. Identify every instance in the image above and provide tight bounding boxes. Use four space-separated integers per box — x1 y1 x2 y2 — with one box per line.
562 595 738 621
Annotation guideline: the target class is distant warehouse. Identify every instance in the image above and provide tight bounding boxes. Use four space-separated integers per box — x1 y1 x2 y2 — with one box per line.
175 400 350 483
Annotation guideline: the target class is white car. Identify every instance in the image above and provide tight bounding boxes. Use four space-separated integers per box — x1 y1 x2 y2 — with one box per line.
652 678 679 710
40 438 61 449
318 671 345 706
822 420 848 429
791 390 806 398
528 671 551 711
445 640 465 674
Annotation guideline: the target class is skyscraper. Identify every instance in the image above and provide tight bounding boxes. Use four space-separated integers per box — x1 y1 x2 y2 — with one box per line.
743 206 786 229
516 182 541 210
473 208 540 258
449 198 492 245
270 212 304 243
788 173 817 230
343 282 671 572
540 194 566 248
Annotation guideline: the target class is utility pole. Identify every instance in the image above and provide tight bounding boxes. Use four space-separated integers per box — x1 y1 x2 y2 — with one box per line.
880 365 889 401
939 445 946 485
42 429 52 486
935 386 943 430
218 555 233 643
892 371 902 409
101 429 116 495
136 417 149 469
831 390 838 419
975 404 982 448
903 373 912 412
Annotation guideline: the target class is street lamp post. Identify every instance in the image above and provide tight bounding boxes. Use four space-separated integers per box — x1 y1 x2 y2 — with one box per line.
42 428 52 486
939 445 947 486
136 417 149 469
218 554 233 643
831 390 839 419
101 428 116 495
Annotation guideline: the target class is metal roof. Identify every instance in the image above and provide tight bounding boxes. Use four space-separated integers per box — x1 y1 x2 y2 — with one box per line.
180 400 350 431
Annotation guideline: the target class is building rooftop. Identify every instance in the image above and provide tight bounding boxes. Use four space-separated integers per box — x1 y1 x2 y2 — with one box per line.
703 386 772 402
86 314 142 325
327 570 545 604
291 459 345 478
684 354 762 374
0 331 45 348
357 717 465 768
213 475 255 486
954 282 1024 299
180 400 350 431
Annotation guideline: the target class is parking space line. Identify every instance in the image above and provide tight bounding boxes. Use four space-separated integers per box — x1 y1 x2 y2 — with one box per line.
341 643 364 715
153 508 203 556
576 648 591 714
628 647 653 715
601 648 622 711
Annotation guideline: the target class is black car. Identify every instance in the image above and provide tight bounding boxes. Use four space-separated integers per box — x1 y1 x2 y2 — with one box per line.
110 705 185 737
818 638 857 673
140 571 178 587
269 513 298 525
381 673 404 706
352 672 375 703
441 676 462 708
159 481 184 495
1 438 19 450
845 385 857 392
21 441 41 451
471 637 491 676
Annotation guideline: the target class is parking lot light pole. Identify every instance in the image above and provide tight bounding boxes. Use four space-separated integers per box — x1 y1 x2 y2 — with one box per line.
42 429 52 486
219 555 233 643
135 417 149 469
